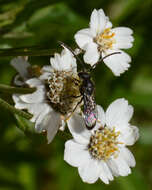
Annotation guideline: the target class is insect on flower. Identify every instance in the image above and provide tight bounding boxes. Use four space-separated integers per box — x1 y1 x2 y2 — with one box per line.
59 42 121 130
2 43 120 130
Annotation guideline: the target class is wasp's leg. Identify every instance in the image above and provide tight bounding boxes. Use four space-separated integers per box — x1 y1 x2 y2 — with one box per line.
91 52 121 70
65 97 83 121
72 97 83 113
64 95 82 99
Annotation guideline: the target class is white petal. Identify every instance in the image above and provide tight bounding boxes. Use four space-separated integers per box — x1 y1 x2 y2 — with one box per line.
98 9 108 33
10 57 30 80
64 140 89 167
74 48 82 55
13 93 58 143
93 105 105 131
83 42 100 65
113 35 134 49
26 78 43 87
59 120 66 131
106 159 119 177
34 107 53 132
78 159 100 183
112 27 133 36
118 125 139 145
43 111 61 143
61 48 77 72
41 65 52 72
51 53 61 71
105 98 133 130
20 85 46 104
67 113 91 145
39 65 52 80
102 49 131 76
111 154 131 176
50 48 77 72
90 9 107 36
74 28 93 49
119 147 136 167
13 74 25 86
13 94 51 125
97 105 105 126
106 20 112 28
99 161 114 184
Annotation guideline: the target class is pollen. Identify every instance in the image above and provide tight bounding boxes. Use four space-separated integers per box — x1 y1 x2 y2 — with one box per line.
47 70 81 115
88 127 121 161
94 28 116 53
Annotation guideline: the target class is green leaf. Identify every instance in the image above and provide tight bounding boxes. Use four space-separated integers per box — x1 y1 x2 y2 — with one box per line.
14 114 35 134
0 97 32 119
14 114 47 144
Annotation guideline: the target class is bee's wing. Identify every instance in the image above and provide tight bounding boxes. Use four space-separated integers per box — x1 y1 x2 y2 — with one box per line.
0 46 56 57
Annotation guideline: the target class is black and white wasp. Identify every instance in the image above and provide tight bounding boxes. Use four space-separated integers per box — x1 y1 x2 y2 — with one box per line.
59 42 120 130
1 43 120 130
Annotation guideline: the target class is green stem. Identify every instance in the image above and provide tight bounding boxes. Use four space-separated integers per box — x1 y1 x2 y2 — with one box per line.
0 84 36 94
0 48 56 57
0 97 32 119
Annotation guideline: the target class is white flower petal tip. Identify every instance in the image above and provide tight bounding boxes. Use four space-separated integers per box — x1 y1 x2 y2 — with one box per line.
64 98 139 184
10 57 31 81
50 47 77 72
106 98 134 128
74 48 82 55
74 9 134 75
90 9 107 36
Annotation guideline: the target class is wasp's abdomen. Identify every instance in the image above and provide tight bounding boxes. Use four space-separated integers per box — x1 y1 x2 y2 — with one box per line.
84 111 97 130
83 94 97 130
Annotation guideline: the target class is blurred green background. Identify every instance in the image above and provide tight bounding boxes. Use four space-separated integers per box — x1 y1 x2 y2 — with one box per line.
0 0 152 189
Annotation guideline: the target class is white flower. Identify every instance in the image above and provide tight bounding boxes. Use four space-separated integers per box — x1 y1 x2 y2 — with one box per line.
64 98 139 184
12 48 81 143
74 9 134 76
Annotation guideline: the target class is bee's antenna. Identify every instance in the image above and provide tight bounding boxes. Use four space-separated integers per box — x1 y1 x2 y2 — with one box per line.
58 41 86 71
91 52 121 71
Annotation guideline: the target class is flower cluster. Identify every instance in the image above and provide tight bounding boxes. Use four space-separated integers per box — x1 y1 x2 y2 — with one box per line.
11 8 139 184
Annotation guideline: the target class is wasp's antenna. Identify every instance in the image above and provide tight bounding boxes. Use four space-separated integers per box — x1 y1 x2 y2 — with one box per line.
90 52 121 71
58 41 86 71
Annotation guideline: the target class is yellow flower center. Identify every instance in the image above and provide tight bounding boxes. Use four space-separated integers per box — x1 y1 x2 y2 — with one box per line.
94 28 115 53
88 127 122 161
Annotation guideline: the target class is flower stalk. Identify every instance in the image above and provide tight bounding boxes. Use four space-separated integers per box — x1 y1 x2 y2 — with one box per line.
0 84 36 94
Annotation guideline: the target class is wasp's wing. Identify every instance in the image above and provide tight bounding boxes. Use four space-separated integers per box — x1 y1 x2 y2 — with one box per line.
0 46 56 57
83 94 97 130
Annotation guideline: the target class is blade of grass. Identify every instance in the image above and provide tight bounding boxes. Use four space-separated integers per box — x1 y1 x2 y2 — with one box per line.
0 84 36 94
0 97 32 120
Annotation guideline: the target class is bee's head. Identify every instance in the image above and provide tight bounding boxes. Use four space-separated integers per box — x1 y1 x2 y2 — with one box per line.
78 72 90 80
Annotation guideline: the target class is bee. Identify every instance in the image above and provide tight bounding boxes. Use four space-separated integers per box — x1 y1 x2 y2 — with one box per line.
59 42 120 130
